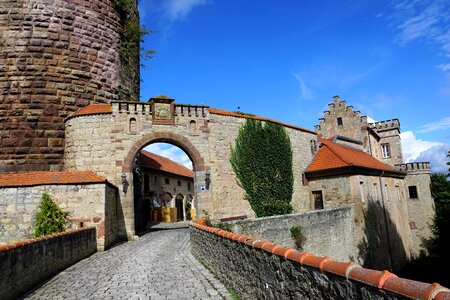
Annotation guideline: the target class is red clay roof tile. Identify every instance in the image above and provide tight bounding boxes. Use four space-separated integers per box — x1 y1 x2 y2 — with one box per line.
66 104 112 120
0 170 108 187
209 108 316 134
306 138 399 174
139 150 194 178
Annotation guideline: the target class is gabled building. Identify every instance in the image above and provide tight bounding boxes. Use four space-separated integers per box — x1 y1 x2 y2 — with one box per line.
309 96 435 270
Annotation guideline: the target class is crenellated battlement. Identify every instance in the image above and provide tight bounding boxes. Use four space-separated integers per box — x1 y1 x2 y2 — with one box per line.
174 104 209 118
369 119 400 131
395 162 430 173
112 101 152 115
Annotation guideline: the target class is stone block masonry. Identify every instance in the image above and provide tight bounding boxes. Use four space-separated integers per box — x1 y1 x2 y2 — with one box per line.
0 227 97 300
0 0 139 172
230 206 355 262
190 221 450 300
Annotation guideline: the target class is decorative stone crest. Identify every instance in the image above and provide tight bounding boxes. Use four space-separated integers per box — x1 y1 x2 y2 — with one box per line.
150 95 175 125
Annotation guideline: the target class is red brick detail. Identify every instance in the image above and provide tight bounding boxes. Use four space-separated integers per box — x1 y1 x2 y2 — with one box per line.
302 255 333 270
97 220 105 238
323 261 354 277
271 245 288 257
383 278 447 300
122 132 206 173
435 291 450 300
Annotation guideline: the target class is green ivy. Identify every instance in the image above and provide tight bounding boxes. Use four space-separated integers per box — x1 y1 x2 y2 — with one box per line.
112 0 155 100
33 193 69 238
230 119 293 217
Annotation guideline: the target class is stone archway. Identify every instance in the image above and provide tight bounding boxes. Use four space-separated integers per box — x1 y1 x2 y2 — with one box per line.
120 131 208 238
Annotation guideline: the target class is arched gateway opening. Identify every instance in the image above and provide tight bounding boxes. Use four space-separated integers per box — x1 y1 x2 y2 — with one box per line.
122 132 206 234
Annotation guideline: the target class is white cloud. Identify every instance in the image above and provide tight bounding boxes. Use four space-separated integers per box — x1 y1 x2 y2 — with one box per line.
163 0 210 21
438 63 450 72
145 143 193 170
400 131 449 173
293 73 314 100
367 116 377 123
389 0 450 59
418 116 450 133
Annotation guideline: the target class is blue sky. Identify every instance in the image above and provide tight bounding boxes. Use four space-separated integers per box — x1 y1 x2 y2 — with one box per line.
139 0 450 173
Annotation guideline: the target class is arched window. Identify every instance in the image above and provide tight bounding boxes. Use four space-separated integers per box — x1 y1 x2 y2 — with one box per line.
129 118 137 133
310 140 318 155
189 120 197 132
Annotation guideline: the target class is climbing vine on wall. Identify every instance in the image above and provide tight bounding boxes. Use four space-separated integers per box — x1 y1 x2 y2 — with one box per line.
230 119 294 217
112 0 155 100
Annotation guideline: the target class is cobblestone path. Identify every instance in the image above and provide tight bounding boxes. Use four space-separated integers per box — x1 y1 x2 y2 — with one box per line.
21 228 233 300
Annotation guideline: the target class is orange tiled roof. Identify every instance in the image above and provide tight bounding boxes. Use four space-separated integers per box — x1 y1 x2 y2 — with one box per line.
139 150 194 178
306 139 399 174
0 170 108 188
209 108 316 134
66 104 112 120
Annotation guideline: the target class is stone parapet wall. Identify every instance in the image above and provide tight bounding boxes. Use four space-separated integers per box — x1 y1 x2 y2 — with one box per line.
190 222 450 300
0 0 139 172
0 182 119 250
229 206 354 262
0 227 97 300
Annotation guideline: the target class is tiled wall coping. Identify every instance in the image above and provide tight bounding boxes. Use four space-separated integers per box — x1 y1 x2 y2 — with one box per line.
190 221 450 300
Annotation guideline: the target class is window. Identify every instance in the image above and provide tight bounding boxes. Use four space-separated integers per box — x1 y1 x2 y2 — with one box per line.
187 182 191 191
337 117 343 126
359 181 365 203
153 176 158 183
189 120 197 132
310 140 318 155
408 186 418 199
312 191 324 209
372 183 378 200
165 178 170 184
177 180 181 187
381 143 390 158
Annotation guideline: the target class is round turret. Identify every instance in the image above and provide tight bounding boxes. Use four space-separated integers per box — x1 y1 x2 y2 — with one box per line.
0 0 139 172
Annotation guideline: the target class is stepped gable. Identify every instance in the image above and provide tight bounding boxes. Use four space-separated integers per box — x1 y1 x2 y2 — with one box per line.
306 138 400 175
66 104 113 120
139 150 194 179
0 170 107 188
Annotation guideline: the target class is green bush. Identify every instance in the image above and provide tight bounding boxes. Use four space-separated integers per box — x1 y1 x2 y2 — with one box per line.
290 225 306 250
33 193 69 238
230 119 293 217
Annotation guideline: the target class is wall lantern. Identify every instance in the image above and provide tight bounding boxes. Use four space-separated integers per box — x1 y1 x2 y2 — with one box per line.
205 170 211 190
121 173 128 193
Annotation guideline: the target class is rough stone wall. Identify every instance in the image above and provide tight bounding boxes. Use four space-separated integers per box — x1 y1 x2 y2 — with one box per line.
0 183 118 250
0 0 139 172
230 206 355 262
400 163 434 258
308 175 412 271
370 120 403 166
64 104 317 238
315 96 368 150
0 228 97 300
190 225 414 300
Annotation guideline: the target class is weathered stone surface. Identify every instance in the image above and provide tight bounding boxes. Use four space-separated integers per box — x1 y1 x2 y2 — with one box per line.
230 206 355 262
0 0 140 172
0 228 97 300
0 183 120 250
190 226 406 300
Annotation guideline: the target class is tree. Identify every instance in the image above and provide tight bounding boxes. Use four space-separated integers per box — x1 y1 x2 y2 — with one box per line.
34 193 69 237
230 119 293 217
430 173 450 257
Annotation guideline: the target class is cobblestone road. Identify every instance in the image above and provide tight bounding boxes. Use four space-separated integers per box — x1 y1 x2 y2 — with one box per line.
21 228 233 300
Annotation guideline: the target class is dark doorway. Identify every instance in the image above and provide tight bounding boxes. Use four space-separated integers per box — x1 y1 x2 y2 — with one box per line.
176 195 184 221
313 191 324 209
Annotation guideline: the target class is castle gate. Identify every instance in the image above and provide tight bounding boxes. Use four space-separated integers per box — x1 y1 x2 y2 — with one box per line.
64 96 317 239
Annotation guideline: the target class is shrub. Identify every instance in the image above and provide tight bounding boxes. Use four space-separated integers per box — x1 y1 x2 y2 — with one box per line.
290 225 306 250
230 119 293 217
33 193 69 238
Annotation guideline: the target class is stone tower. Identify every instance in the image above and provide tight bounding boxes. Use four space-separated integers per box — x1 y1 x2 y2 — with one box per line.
0 0 140 173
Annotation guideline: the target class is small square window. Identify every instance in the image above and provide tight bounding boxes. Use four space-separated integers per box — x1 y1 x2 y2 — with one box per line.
408 186 418 199
177 180 181 187
337 117 343 126
165 178 170 184
188 182 191 191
